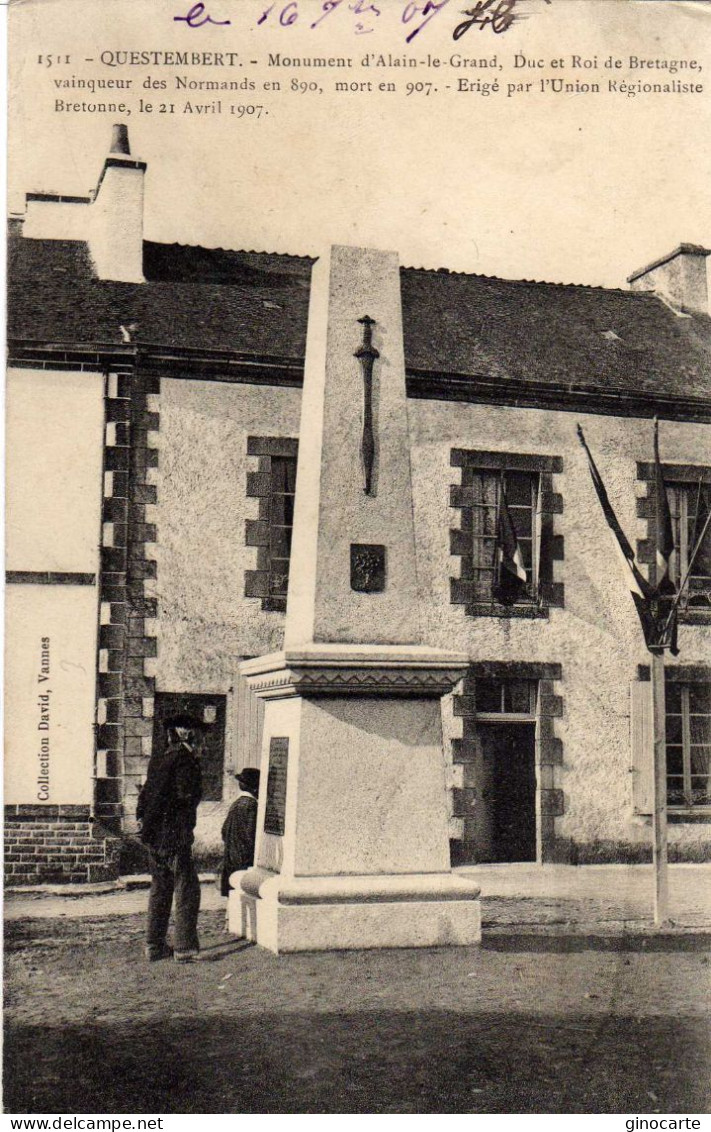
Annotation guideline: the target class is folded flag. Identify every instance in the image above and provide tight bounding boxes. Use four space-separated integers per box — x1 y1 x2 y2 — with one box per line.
494 474 528 606
577 424 652 600
653 417 676 597
577 424 678 654
652 417 679 653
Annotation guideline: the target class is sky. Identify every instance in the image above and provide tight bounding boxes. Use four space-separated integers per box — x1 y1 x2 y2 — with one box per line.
7 0 711 288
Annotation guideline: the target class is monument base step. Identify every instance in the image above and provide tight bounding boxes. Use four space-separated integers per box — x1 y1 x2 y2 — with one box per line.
228 869 482 953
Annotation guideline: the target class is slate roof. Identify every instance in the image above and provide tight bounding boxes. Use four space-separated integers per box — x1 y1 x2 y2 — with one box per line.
8 232 711 401
8 236 313 359
400 268 711 400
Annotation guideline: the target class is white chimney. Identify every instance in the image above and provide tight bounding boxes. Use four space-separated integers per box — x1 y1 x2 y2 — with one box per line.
20 124 146 284
628 244 710 316
89 124 146 283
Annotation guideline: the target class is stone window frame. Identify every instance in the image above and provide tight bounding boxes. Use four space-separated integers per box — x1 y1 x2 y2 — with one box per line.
636 462 711 625
450 450 564 619
244 436 299 614
637 663 711 823
472 676 538 717
451 661 568 865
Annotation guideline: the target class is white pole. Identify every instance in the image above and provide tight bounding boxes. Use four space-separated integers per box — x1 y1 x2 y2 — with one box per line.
651 650 669 926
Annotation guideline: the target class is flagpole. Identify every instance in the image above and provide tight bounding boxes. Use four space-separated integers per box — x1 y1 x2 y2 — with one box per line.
650 481 711 925
651 648 669 926
651 418 670 927
577 420 675 927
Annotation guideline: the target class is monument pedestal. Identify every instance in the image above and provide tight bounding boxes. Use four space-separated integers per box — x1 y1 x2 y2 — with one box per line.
237 645 480 954
231 245 481 953
238 870 481 953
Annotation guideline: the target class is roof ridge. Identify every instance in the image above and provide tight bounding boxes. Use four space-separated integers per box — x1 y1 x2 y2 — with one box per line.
15 235 682 295
142 239 315 263
15 234 89 247
400 263 638 295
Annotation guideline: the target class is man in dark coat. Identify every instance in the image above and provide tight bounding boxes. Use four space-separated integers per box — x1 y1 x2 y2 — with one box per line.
220 767 260 897
137 713 206 962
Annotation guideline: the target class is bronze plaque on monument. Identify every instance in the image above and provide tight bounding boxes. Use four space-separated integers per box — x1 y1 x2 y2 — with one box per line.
264 737 289 836
351 544 387 593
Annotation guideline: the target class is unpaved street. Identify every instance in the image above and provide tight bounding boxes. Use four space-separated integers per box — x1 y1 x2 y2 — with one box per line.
5 906 710 1114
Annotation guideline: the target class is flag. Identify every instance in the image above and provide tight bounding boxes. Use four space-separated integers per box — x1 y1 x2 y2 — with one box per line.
651 418 679 654
576 424 676 652
577 424 653 601
653 417 675 595
494 474 528 606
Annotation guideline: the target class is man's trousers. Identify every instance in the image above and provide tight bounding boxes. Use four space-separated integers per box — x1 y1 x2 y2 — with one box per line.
146 844 201 953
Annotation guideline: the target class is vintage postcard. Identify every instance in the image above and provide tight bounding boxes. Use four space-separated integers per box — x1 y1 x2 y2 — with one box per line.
4 0 711 1118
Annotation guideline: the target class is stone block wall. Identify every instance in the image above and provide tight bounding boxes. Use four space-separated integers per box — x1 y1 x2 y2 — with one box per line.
410 399 711 859
96 365 160 838
120 369 161 833
6 352 709 877
156 378 302 851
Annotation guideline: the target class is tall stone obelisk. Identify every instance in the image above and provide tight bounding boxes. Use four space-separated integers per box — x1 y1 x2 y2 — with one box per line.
237 245 481 953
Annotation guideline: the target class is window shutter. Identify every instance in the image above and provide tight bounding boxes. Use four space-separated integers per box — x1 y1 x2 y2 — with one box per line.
235 672 265 773
253 694 265 770
470 470 498 600
534 473 543 593
630 680 654 814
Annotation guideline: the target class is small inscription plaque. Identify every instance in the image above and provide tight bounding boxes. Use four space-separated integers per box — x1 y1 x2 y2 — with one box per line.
350 543 386 593
264 736 289 836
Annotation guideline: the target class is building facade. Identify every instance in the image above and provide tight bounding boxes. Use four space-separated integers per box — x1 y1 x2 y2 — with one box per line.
5 127 711 884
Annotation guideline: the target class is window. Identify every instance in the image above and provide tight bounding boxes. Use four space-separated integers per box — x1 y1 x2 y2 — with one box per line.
636 463 711 619
245 437 298 613
450 450 564 618
469 471 539 603
666 680 711 809
475 677 538 716
668 482 711 609
265 455 296 607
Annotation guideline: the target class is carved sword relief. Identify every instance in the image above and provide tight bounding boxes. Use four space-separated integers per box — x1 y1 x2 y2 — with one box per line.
354 314 379 495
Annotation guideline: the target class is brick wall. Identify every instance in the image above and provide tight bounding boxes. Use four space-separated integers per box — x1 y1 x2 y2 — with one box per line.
4 805 121 885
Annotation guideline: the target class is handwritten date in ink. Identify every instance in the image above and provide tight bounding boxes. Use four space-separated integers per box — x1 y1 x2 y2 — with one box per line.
173 0 549 39
174 2 231 28
258 1 381 34
257 0 452 40
402 0 452 45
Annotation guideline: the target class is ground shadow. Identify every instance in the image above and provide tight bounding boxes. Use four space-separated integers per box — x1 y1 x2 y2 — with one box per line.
482 932 711 953
193 940 254 961
5 1009 709 1114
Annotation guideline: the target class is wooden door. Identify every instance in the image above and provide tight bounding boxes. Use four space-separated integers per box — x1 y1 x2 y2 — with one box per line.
475 722 537 863
151 692 227 801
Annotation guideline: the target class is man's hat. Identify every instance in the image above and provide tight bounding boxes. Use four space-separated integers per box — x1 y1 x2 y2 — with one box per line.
164 713 208 733
236 767 260 794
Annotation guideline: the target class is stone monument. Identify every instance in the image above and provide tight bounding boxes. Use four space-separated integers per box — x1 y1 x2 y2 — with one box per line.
234 244 481 952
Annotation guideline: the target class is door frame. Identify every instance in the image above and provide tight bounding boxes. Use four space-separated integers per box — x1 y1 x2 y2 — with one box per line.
453 662 565 866
474 687 541 864
473 710 538 860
